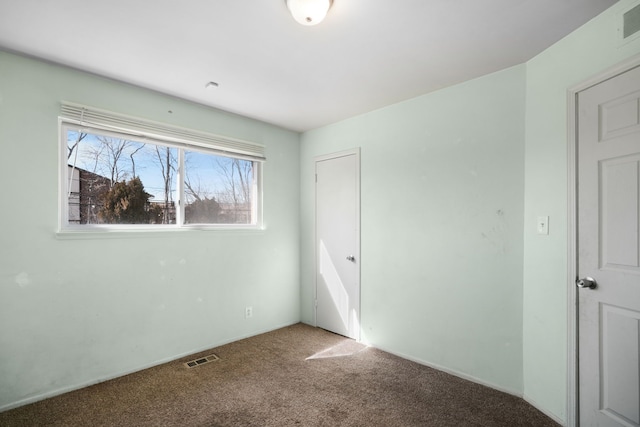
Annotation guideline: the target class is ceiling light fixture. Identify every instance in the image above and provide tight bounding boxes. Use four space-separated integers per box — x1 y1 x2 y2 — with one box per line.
285 0 332 26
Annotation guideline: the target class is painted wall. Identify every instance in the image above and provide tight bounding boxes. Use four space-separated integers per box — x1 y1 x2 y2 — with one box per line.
522 0 640 421
0 51 301 410
300 65 527 395
3 0 639 419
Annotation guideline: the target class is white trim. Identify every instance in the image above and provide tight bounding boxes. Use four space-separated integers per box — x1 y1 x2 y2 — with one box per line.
369 342 522 397
0 321 297 413
524 394 566 426
56 226 265 240
176 148 186 225
566 52 640 427
58 120 264 233
313 148 361 341
566 87 579 427
314 148 360 163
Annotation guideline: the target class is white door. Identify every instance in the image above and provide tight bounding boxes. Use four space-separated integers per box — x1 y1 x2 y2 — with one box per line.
577 65 640 426
315 150 360 340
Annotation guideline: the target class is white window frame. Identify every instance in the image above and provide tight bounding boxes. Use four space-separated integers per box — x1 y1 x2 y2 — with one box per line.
58 102 264 234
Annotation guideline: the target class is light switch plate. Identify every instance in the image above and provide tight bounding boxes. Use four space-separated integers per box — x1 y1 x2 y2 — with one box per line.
537 216 549 235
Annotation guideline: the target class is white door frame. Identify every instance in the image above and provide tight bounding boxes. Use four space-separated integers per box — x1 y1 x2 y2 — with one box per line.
313 147 361 339
566 53 640 427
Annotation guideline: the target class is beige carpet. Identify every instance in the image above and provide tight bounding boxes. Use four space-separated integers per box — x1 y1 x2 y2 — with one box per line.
0 323 559 426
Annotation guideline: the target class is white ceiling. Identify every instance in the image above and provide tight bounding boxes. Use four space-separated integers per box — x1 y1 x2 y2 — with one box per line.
0 0 617 132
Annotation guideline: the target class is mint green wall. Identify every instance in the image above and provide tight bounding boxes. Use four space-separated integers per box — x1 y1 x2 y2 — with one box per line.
522 0 640 421
3 0 639 418
300 65 527 395
300 3 640 422
0 51 301 410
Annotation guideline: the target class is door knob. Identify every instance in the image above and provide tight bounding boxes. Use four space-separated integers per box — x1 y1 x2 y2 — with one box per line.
576 277 597 289
346 255 356 262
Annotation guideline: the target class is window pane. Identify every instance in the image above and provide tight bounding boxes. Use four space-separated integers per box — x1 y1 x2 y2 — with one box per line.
184 150 254 224
66 130 177 225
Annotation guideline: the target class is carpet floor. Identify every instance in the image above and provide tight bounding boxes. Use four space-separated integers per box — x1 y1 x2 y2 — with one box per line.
0 323 559 426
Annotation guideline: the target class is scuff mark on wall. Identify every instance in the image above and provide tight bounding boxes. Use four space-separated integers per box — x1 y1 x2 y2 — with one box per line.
480 209 509 255
15 272 30 287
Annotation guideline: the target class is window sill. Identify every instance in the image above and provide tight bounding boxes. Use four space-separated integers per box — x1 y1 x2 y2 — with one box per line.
56 225 265 240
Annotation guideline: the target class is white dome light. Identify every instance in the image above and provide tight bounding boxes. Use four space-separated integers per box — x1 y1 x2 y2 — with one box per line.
285 0 333 26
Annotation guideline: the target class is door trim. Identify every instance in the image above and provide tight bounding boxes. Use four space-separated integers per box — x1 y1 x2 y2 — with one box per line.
314 148 361 340
566 53 640 427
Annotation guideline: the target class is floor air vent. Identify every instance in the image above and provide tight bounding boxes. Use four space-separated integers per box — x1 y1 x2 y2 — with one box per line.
184 353 219 368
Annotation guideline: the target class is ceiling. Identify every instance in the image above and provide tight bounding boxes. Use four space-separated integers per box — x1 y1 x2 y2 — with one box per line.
0 0 618 132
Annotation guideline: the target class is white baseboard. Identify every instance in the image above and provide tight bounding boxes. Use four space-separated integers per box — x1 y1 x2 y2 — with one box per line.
374 344 567 425
368 343 522 397
0 321 299 413
523 394 566 426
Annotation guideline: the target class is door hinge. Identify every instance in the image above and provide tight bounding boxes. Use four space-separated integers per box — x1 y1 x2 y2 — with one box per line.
315 174 317 183
314 299 318 307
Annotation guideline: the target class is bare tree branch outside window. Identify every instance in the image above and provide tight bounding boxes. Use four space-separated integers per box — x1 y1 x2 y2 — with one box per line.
65 128 257 227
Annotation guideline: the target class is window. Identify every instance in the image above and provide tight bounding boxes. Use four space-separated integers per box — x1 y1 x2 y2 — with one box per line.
60 103 263 231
